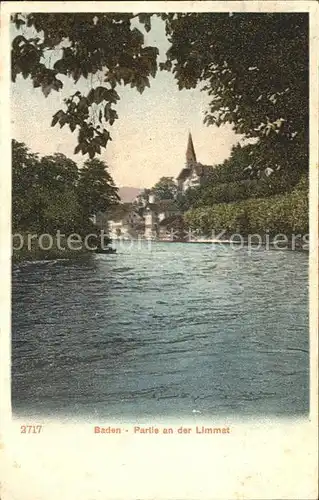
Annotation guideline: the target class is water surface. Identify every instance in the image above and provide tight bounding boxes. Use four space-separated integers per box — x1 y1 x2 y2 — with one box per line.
12 242 309 419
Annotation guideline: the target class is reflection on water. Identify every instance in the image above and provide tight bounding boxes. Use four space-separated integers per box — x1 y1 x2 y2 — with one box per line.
12 242 309 418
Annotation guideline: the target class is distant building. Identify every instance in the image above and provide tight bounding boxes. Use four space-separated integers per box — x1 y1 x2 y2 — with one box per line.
144 202 158 240
157 200 178 222
94 211 109 231
176 133 211 192
138 133 213 239
142 197 178 240
95 133 212 241
108 204 144 240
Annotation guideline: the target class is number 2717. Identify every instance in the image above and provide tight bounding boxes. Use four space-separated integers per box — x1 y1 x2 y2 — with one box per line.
20 425 42 434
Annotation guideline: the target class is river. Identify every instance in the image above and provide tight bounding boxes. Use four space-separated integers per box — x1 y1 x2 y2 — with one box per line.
12 242 309 419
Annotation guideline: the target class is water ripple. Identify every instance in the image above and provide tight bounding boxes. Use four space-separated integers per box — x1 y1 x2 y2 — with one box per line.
12 242 309 418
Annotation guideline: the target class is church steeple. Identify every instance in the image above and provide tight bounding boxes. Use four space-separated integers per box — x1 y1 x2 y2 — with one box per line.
186 132 197 165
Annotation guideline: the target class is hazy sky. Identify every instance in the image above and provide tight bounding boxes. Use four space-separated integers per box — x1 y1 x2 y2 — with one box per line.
11 16 242 188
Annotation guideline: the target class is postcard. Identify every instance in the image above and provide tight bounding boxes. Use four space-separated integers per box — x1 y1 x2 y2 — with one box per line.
0 1 318 499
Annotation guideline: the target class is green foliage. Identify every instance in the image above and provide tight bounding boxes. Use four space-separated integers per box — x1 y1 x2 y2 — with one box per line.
133 188 151 209
42 190 82 233
37 153 79 191
11 13 159 158
204 144 254 184
162 12 308 174
161 214 186 240
12 232 91 263
184 189 308 237
12 140 119 238
179 175 303 210
293 172 309 191
12 140 83 233
12 139 39 229
11 13 308 176
176 142 306 211
151 176 177 200
77 158 120 218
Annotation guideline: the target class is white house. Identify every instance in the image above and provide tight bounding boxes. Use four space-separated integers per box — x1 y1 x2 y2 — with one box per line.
108 207 144 240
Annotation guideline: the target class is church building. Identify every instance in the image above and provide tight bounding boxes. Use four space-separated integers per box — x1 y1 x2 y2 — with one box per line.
176 133 210 192
105 133 212 241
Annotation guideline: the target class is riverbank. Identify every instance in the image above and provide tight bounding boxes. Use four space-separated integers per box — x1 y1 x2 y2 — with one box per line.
184 190 308 243
159 238 309 251
11 230 116 263
111 236 309 252
12 232 309 263
12 233 92 264
12 246 92 264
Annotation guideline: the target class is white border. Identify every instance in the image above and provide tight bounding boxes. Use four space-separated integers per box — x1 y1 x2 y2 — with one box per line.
1 2 318 499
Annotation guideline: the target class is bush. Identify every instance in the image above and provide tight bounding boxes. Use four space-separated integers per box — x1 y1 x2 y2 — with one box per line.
184 189 308 237
181 172 305 210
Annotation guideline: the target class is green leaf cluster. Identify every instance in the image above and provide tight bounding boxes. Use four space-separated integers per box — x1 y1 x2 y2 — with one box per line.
151 177 178 201
11 12 308 176
11 13 159 158
176 143 307 212
162 13 308 174
184 188 308 237
12 139 119 236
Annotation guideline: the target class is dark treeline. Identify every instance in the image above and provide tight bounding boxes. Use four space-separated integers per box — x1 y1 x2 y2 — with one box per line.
12 139 119 237
176 143 307 212
128 142 308 239
177 144 308 237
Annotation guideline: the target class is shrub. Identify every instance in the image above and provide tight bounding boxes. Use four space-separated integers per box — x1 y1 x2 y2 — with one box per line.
184 189 308 237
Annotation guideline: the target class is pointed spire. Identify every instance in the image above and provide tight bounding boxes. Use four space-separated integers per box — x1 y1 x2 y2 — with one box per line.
186 132 197 165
